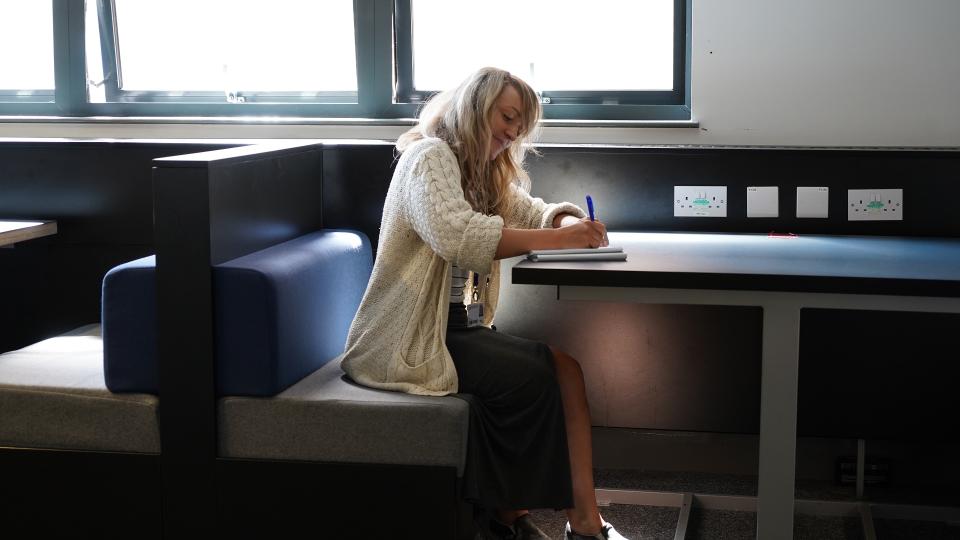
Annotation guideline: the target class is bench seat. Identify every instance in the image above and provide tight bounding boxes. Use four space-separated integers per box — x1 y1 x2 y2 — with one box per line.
0 324 160 454
218 356 469 475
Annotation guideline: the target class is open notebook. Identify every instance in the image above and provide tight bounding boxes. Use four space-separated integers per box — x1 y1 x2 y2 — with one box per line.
526 246 627 262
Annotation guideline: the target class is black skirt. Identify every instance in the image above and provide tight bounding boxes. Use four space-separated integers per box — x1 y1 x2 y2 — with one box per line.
446 306 574 511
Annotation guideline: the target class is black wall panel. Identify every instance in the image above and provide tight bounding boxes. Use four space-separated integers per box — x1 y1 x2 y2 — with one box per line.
526 147 960 237
798 309 960 441
0 142 232 352
321 143 397 253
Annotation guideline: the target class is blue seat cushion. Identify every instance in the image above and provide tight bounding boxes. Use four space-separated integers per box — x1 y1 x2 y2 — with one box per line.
102 230 372 396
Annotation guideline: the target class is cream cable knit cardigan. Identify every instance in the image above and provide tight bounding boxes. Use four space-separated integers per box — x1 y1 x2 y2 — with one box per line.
340 137 585 396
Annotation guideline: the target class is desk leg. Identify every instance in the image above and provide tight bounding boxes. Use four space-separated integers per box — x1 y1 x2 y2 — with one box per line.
757 303 801 540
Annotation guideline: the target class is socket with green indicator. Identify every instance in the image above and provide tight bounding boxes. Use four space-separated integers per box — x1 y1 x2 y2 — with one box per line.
674 186 727 217
847 189 903 221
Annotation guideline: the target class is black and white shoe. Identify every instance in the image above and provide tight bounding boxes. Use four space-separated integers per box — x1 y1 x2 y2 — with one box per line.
564 520 628 540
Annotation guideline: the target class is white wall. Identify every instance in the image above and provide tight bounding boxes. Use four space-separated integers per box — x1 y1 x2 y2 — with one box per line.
2 0 958 147
676 0 960 147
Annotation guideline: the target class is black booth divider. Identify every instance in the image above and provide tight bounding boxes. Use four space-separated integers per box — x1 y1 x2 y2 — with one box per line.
151 142 470 538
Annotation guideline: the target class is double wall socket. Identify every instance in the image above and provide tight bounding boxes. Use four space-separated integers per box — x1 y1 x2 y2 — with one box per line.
847 189 903 221
674 186 727 217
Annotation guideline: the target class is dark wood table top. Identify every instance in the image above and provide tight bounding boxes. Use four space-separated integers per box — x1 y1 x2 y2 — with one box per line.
0 220 57 247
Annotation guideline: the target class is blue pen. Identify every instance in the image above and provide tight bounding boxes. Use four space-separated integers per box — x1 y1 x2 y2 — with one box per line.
586 195 596 222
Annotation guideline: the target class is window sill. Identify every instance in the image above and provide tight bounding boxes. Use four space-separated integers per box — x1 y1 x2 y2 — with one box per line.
542 119 698 129
0 115 701 146
0 115 699 129
0 115 415 126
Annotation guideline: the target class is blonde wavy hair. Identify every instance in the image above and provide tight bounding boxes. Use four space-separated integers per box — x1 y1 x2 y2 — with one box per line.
396 67 542 216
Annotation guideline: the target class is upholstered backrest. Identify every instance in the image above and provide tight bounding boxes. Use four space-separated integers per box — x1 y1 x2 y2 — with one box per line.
102 256 158 394
212 230 371 396
102 229 372 396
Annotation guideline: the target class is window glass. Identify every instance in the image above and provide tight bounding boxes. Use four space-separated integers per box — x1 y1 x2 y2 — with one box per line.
0 2 54 90
410 0 673 92
112 0 356 93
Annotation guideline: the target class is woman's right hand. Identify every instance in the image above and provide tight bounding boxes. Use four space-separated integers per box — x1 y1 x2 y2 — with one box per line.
557 217 608 248
495 219 609 259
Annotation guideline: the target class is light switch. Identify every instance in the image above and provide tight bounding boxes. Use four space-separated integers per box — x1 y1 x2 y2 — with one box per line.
746 186 778 218
797 187 829 218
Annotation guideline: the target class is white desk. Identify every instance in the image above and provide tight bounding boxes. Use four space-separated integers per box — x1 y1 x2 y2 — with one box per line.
0 220 57 247
513 231 960 539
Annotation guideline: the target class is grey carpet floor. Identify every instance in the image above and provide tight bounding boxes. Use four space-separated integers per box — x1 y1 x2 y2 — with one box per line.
520 469 960 539
528 507 960 539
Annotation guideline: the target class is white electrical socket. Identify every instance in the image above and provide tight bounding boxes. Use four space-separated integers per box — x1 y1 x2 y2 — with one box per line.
847 189 903 221
674 186 727 217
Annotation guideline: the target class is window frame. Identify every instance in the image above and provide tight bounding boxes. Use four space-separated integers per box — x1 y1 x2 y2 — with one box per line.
0 0 691 122
0 90 56 105
393 0 691 121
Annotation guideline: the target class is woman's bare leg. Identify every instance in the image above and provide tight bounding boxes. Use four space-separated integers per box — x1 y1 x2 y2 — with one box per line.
550 346 603 535
490 347 600 533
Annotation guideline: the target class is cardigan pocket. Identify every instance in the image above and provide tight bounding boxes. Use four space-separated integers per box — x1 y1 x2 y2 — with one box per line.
396 255 448 370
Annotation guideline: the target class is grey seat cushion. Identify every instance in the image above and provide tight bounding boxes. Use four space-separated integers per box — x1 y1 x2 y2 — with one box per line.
218 358 470 476
0 324 160 454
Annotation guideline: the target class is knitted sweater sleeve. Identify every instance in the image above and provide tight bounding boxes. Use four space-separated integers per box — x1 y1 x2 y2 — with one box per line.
405 143 504 274
503 181 587 230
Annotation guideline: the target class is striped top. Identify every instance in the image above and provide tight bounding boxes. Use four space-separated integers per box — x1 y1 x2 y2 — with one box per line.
450 264 470 304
